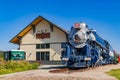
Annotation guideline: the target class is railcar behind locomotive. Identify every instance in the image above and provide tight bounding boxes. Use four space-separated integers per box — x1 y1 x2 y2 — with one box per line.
61 22 117 68
4 50 26 61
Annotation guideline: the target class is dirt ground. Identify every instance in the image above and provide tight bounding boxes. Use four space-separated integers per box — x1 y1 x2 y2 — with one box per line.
0 64 120 80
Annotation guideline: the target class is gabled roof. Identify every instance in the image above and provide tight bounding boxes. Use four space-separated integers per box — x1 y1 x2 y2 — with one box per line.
10 16 68 44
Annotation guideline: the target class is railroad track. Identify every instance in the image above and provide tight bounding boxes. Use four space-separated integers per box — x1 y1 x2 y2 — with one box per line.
49 67 95 74
49 64 113 74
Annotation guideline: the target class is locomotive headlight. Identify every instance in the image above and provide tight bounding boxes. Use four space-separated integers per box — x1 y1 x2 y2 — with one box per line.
62 58 69 61
74 34 81 43
84 57 91 61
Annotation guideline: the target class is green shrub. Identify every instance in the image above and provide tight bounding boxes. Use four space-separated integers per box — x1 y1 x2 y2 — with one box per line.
0 58 39 75
14 68 23 72
0 69 12 74
31 62 40 69
0 66 5 69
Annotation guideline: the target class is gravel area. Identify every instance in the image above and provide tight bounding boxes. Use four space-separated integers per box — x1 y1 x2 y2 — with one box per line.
0 64 120 80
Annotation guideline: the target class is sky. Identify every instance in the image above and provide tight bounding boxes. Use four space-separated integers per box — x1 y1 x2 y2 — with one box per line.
0 0 120 53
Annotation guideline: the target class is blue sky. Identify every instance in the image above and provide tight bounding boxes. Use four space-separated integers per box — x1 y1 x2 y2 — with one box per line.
0 0 120 53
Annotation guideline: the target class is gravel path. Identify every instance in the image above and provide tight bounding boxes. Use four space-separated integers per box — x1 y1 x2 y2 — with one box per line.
0 64 120 80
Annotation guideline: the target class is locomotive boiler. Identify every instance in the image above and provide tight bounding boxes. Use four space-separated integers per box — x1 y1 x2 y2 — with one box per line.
61 22 116 68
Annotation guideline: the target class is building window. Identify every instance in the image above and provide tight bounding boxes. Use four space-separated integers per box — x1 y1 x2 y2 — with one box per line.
61 42 67 48
36 52 40 60
46 52 50 60
61 42 67 57
36 43 50 49
41 44 45 49
36 44 40 49
41 52 44 60
46 43 50 48
36 52 50 61
61 50 66 57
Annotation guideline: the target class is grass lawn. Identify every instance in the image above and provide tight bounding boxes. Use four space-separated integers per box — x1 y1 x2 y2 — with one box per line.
106 69 120 80
0 58 39 75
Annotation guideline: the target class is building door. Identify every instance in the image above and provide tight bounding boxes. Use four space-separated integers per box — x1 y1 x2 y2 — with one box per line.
36 52 50 61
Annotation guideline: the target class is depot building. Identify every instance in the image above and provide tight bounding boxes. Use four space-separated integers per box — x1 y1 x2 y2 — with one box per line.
10 16 68 63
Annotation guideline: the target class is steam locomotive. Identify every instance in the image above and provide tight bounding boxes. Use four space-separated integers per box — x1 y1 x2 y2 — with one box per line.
61 23 117 68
